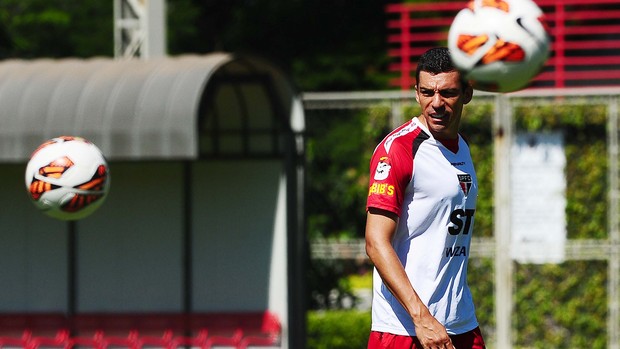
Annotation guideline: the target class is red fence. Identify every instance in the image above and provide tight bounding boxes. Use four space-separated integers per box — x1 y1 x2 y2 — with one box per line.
0 312 281 349
386 0 620 90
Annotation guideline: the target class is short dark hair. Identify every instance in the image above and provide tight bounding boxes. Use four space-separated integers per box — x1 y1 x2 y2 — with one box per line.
415 47 467 89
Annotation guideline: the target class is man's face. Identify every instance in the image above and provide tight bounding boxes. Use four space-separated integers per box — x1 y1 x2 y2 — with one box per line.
415 70 472 140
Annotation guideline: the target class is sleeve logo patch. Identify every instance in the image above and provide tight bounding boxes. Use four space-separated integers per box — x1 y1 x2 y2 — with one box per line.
374 156 392 180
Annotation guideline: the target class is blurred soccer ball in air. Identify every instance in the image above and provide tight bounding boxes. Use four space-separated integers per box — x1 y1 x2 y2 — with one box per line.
448 0 551 92
25 136 110 221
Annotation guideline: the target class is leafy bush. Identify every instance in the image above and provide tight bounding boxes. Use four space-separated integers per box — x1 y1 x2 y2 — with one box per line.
307 310 371 349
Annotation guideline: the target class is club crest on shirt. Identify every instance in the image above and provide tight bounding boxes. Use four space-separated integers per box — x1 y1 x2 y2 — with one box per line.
458 174 472 196
374 157 391 180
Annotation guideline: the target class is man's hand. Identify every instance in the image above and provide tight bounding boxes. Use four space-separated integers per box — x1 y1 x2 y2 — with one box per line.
413 310 456 349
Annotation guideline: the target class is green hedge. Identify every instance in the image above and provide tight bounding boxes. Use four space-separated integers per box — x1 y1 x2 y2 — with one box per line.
307 310 371 349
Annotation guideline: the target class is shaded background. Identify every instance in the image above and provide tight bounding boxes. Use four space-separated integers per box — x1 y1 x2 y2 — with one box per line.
0 0 390 91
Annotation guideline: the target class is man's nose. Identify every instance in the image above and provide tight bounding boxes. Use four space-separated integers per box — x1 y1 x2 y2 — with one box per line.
431 93 445 108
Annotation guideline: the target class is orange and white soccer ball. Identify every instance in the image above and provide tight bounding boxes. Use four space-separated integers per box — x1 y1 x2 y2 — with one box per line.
448 0 550 92
25 136 110 221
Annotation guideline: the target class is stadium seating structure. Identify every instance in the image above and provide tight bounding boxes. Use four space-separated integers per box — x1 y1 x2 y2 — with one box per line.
0 312 281 349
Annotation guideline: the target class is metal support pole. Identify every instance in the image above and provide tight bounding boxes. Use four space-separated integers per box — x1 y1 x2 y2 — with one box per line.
608 96 620 349
114 0 166 59
494 94 513 349
67 221 77 318
390 99 403 129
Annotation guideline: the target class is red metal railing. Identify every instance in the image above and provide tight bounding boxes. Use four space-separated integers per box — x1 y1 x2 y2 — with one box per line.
386 0 620 90
0 312 281 349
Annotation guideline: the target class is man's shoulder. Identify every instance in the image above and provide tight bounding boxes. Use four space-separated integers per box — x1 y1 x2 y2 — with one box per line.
379 119 429 154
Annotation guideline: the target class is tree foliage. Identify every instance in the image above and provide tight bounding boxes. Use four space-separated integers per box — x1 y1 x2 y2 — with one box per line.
0 0 112 58
305 106 394 241
210 0 390 90
0 0 390 91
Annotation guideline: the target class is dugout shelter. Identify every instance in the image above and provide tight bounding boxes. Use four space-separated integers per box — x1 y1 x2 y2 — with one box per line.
0 53 306 349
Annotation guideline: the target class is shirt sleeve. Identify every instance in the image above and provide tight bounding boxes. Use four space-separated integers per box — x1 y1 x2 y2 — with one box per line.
366 140 413 216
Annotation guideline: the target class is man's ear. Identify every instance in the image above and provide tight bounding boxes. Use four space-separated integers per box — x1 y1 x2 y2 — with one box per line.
414 85 420 104
463 84 473 104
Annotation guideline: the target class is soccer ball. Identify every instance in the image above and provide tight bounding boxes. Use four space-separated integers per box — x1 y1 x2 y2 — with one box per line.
447 0 550 92
25 136 110 221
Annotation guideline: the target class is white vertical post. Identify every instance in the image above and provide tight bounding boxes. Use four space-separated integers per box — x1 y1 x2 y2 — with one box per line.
114 0 166 59
494 94 513 349
608 96 620 349
390 99 402 129
145 0 166 58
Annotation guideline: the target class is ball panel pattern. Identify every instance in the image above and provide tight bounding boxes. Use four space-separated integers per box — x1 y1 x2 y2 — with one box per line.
448 0 550 92
25 136 110 221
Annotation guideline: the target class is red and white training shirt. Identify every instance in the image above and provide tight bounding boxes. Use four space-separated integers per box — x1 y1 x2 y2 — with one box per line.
366 117 479 336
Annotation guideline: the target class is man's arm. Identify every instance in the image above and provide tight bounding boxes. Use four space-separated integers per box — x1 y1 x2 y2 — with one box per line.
365 207 454 349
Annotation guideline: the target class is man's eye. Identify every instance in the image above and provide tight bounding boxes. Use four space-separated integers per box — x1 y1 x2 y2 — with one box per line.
440 90 459 98
421 90 435 96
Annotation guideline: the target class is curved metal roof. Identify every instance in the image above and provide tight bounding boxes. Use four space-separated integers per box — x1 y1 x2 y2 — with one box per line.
0 53 304 162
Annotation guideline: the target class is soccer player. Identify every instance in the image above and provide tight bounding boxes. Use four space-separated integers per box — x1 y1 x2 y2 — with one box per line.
365 47 486 349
